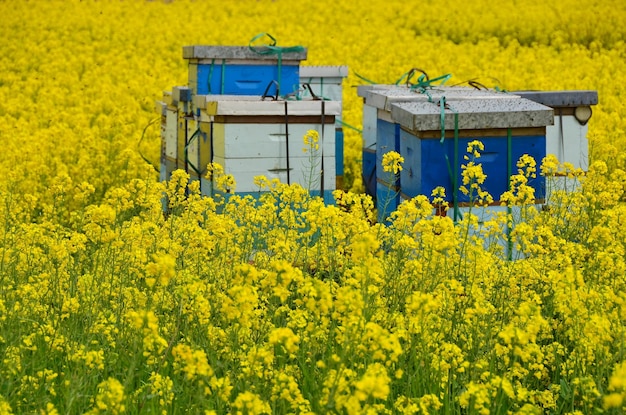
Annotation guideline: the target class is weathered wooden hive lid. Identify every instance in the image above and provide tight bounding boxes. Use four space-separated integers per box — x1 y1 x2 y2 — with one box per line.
367 86 520 111
513 90 598 108
194 94 341 116
391 98 554 131
183 45 308 62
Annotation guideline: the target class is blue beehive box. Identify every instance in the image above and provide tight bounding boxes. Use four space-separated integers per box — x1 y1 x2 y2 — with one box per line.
399 132 546 203
184 45 307 97
390 98 554 210
363 86 523 222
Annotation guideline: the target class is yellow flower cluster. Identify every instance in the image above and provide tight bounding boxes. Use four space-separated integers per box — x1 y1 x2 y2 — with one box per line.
302 129 320 153
460 141 494 205
86 378 126 415
381 151 405 174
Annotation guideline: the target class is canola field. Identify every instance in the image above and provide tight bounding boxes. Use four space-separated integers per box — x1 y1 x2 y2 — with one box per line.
1 0 626 413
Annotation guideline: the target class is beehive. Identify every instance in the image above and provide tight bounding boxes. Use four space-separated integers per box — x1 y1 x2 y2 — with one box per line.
390 97 553 220
363 86 523 221
191 95 341 203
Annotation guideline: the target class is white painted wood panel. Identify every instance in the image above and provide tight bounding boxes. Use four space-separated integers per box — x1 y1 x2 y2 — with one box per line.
212 122 336 159
212 155 336 192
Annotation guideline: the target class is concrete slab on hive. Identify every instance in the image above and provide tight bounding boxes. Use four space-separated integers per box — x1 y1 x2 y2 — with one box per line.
368 86 520 111
357 84 400 99
300 65 348 79
513 90 598 107
183 45 307 62
391 98 554 131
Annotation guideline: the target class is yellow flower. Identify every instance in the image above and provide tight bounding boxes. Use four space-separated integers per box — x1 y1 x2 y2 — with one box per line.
466 139 485 158
145 253 176 287
207 162 237 193
381 151 404 174
353 363 391 401
172 344 214 380
541 154 560 176
268 327 300 354
87 378 126 415
604 361 626 410
149 372 174 409
0 395 12 415
517 154 537 179
303 129 320 153
232 391 271 415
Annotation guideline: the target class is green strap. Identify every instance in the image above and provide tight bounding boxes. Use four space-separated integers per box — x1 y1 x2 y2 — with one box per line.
206 58 226 94
321 100 325 196
220 59 225 94
337 119 362 134
185 122 213 196
507 128 512 186
207 58 215 94
394 70 414 85
453 112 459 221
410 73 452 92
353 71 378 84
249 33 305 96
184 128 204 176
438 97 461 222
354 69 451 94
507 128 513 260
439 98 454 186
394 68 452 89
411 73 451 104
421 87 434 104
439 97 447 143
